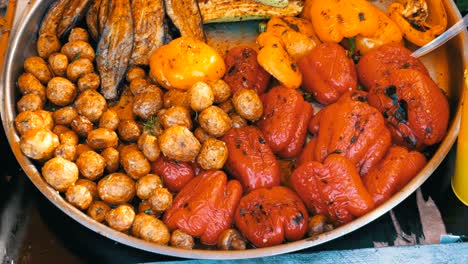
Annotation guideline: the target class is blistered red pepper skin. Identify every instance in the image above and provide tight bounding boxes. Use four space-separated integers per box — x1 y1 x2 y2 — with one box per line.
223 46 271 94
222 126 280 192
234 186 308 248
258 86 313 158
291 154 375 224
364 146 427 205
357 44 429 91
296 138 317 167
151 155 195 192
368 69 449 149
306 91 392 175
163 170 243 245
298 42 358 105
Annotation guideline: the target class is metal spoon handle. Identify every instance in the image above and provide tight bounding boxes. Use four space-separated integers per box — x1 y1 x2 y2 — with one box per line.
411 13 468 58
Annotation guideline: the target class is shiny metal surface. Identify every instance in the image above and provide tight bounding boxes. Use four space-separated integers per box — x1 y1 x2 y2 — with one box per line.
1 0 466 260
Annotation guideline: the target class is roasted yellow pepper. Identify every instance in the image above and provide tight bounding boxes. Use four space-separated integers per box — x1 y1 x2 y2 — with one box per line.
388 0 447 47
355 5 403 55
303 0 379 43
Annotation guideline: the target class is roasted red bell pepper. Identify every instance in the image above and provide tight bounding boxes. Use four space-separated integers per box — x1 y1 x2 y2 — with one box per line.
151 155 195 192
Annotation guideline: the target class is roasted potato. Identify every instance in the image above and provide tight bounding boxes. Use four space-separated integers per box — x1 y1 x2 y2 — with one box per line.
97 172 136 205
99 109 120 131
232 88 263 121
189 81 214 112
35 110 54 130
76 150 106 181
20 128 60 160
75 178 99 199
87 128 119 150
66 184 93 210
194 127 212 143
159 126 201 162
70 115 94 138
129 78 149 95
106 204 136 232
120 144 151 180
197 138 228 170
37 33 61 59
75 143 93 157
77 73 100 92
163 89 191 109
210 79 231 103
126 67 146 82
68 27 90 42
147 187 172 212
74 89 107 122
17 94 43 112
198 106 232 137
42 157 79 192
230 113 248 128
52 124 72 137
133 91 163 120
54 143 77 161
87 200 111 223
46 77 77 106
132 213 170 244
135 173 163 200
118 119 142 142
101 147 120 173
53 106 78 126
48 53 69 77
170 229 195 249
61 40 95 62
137 132 160 162
24 56 52 84
157 106 192 130
218 99 234 114
57 130 79 146
15 111 45 135
67 58 94 82
17 73 46 101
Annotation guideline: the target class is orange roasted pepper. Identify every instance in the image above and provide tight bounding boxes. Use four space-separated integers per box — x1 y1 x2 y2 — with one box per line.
303 0 379 43
388 0 447 47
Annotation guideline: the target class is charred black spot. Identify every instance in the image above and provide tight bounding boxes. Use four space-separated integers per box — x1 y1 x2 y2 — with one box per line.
235 139 242 149
292 212 304 225
327 201 334 206
272 43 278 48
240 208 245 216
331 149 342 154
337 14 344 24
227 65 237 75
358 12 365 21
350 136 358 144
394 100 408 123
321 179 328 184
183 202 189 208
258 137 266 144
354 121 361 128
401 63 411 69
291 63 297 72
286 22 300 32
385 85 397 97
242 49 251 59
425 127 432 134
242 150 248 156
405 135 417 147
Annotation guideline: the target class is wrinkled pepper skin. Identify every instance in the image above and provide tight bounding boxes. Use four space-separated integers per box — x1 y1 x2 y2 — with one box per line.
291 154 375 224
357 44 429 91
223 46 271 95
163 170 242 245
258 86 313 158
307 91 391 176
298 42 358 105
368 69 449 149
222 126 280 192
234 186 308 248
151 155 195 192
296 137 317 167
363 146 427 205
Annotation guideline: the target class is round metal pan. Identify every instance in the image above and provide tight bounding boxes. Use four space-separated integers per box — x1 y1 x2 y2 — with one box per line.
1 0 466 260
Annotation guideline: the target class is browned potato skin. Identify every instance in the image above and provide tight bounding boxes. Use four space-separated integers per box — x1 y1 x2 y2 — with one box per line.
20 128 60 160
71 115 94 138
232 88 263 121
48 53 69 77
137 132 160 162
148 187 172 212
126 67 146 82
194 127 212 143
133 91 163 120
53 124 72 136
37 33 61 59
170 230 195 249
87 200 111 222
58 130 79 146
163 89 191 109
158 106 192 130
101 147 120 173
159 126 201 162
67 58 94 82
189 81 214 112
17 94 43 112
132 213 170 244
66 184 93 210
87 128 119 150
76 179 98 199
17 73 46 101
35 110 54 130
106 204 136 232
218 99 234 114
76 150 106 181
138 199 158 216
230 113 248 128
197 138 228 170
118 119 142 142
15 111 44 135
78 73 100 92
120 144 151 180
61 40 95 62
210 79 231 104
75 89 107 122
47 77 77 106
136 173 163 200
68 28 90 42
76 143 93 157
99 109 120 131
53 106 78 126
54 143 77 161
42 157 79 192
129 78 148 95
98 172 136 205
24 56 53 84
198 106 232 137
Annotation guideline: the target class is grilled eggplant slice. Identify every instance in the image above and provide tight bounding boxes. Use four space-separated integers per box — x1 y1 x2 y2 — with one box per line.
96 0 134 100
86 0 102 41
39 0 71 35
99 0 111 35
57 0 93 38
164 0 205 41
199 0 304 23
130 0 165 66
